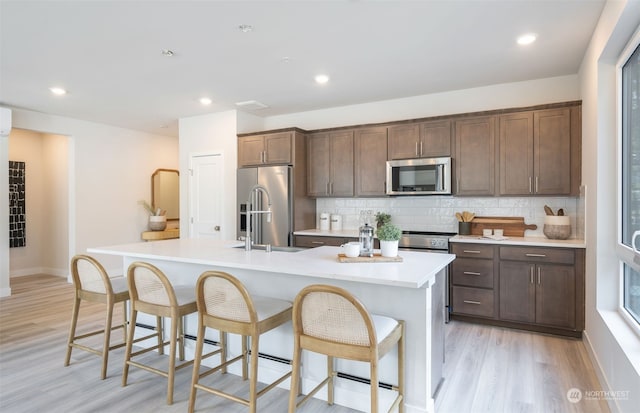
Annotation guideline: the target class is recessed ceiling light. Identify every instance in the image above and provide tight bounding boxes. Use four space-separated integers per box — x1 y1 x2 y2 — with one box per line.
238 24 253 33
49 87 67 96
199 97 212 105
315 74 330 84
161 49 174 57
517 33 537 45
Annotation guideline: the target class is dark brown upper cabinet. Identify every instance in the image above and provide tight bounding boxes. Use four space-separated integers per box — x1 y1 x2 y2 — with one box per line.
388 120 451 160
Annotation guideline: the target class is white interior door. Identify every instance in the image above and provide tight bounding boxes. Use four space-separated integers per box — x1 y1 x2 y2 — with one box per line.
189 153 224 239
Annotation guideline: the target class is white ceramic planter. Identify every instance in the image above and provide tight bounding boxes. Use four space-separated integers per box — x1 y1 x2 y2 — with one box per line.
380 240 399 257
149 215 167 231
543 215 571 239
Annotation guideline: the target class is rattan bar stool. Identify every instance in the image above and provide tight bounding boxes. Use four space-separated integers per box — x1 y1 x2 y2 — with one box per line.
64 254 131 379
188 270 293 413
288 284 405 413
122 261 198 405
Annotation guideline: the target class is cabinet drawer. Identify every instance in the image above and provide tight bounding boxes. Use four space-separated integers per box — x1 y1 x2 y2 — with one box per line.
294 235 346 248
451 286 495 318
451 258 494 289
499 246 574 264
450 243 495 259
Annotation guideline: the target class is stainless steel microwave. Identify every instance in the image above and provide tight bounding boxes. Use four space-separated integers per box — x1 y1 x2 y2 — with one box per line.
386 157 452 195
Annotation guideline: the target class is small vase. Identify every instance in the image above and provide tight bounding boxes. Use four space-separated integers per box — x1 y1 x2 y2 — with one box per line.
380 240 399 257
458 222 471 235
149 215 167 231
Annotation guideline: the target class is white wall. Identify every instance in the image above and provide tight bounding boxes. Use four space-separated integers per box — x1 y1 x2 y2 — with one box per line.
178 110 240 241
8 108 178 277
8 129 68 277
578 1 640 412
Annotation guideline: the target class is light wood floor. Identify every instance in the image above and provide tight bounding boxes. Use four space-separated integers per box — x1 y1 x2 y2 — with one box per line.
0 275 609 413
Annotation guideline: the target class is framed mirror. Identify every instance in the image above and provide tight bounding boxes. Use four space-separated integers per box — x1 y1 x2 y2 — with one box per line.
151 169 179 221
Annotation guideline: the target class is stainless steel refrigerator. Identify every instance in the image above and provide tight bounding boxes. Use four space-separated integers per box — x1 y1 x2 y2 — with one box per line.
237 166 293 247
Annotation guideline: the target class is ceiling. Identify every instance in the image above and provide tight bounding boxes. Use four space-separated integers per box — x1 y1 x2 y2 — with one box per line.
0 0 605 138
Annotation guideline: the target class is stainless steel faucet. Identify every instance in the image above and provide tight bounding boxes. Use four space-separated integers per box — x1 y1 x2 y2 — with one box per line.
245 184 272 251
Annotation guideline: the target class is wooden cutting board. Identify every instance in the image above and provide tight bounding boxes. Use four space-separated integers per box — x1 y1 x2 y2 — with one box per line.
337 253 403 263
470 216 537 237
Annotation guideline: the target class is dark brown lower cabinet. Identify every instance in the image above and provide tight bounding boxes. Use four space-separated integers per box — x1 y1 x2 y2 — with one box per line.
450 243 584 337
499 261 575 329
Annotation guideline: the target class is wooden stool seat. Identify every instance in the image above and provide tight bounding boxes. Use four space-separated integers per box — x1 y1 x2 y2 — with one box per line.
188 270 293 413
64 255 130 380
288 284 405 413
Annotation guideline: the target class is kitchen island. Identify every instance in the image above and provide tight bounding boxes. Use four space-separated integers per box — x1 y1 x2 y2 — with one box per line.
88 238 455 413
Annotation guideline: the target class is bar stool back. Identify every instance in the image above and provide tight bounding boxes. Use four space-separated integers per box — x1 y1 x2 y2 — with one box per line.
288 284 405 413
189 270 293 413
64 254 129 379
122 261 197 405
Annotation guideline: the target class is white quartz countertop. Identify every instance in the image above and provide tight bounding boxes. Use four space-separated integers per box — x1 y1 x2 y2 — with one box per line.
88 238 455 289
450 235 586 248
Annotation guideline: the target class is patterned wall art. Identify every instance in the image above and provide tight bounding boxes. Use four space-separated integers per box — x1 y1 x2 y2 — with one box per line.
9 161 26 248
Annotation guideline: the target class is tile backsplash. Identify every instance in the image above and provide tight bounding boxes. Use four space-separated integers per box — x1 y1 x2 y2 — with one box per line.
315 195 582 238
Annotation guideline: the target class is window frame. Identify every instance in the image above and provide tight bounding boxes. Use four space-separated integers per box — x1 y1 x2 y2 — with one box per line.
616 25 640 335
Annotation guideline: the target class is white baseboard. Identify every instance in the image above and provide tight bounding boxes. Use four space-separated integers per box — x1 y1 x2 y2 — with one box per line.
10 267 68 278
582 330 618 413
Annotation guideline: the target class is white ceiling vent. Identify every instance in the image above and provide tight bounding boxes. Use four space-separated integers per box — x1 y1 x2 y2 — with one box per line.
235 100 269 111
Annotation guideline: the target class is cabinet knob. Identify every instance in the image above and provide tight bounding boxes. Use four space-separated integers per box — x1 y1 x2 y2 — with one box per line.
214 225 221 231
525 253 546 257
463 250 481 254
463 300 482 305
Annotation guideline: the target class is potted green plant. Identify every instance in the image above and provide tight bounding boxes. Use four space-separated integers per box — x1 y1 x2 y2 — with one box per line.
375 212 391 229
377 223 402 257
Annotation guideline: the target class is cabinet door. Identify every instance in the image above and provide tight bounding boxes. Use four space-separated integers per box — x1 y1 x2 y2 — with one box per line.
455 117 496 195
329 130 354 196
238 135 265 167
264 132 292 164
499 261 535 323
355 127 387 196
534 108 571 194
536 263 576 329
388 124 420 160
306 133 330 196
420 120 451 157
499 112 534 195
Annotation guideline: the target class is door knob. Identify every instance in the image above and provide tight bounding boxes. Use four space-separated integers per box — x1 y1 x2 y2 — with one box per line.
214 226 221 231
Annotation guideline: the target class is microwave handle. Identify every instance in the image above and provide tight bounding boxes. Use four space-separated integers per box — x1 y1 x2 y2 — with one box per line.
438 164 445 192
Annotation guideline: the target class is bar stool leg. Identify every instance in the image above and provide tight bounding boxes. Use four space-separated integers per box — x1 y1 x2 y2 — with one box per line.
371 359 379 413
220 332 227 374
249 334 261 413
101 298 115 379
121 301 128 344
288 343 301 413
157 316 164 355
327 355 334 405
64 295 81 367
188 319 206 413
122 308 138 386
241 335 248 380
178 316 185 361
167 313 178 405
